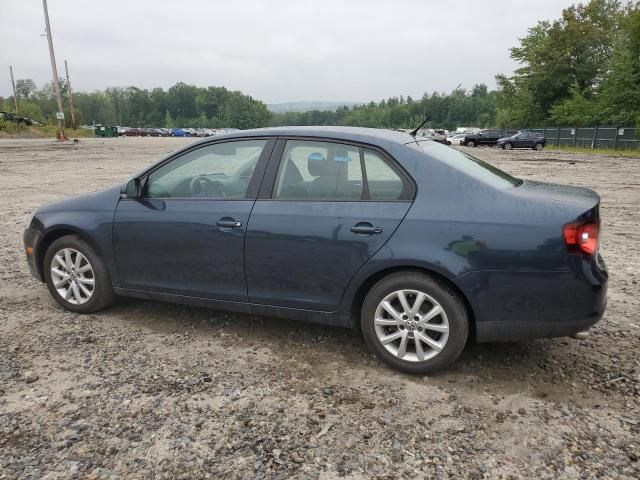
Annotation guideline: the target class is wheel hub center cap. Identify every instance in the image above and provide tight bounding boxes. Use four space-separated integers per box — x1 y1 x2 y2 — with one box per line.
405 320 417 331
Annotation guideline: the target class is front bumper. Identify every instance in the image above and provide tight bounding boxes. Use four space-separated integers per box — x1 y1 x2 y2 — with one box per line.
23 227 42 281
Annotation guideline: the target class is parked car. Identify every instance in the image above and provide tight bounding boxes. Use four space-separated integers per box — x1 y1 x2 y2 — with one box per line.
142 128 160 137
123 128 146 137
497 132 546 150
413 129 449 145
0 111 38 126
462 129 503 147
446 133 467 145
170 128 190 137
23 127 607 373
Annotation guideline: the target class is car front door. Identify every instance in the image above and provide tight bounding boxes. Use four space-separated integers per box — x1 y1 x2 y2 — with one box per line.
244 139 415 311
113 138 274 301
512 133 526 147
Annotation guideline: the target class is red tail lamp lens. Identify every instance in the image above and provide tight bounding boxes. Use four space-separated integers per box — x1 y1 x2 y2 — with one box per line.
563 222 599 255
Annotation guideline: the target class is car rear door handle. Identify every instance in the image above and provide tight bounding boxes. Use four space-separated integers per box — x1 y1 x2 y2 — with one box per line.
216 218 242 229
351 223 382 235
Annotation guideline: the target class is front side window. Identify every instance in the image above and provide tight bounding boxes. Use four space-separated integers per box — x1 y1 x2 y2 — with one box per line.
144 139 267 199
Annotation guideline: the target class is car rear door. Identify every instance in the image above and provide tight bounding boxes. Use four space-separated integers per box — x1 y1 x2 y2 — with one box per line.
244 138 414 311
112 138 274 301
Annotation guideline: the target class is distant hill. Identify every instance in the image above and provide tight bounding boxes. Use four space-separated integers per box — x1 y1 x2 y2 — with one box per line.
267 101 362 113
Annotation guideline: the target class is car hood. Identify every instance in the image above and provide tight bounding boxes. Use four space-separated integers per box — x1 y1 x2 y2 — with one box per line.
36 185 122 214
514 179 600 208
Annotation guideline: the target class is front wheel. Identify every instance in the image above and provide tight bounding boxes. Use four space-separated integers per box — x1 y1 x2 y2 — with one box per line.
466 140 476 147
361 272 469 374
43 235 115 313
504 142 513 150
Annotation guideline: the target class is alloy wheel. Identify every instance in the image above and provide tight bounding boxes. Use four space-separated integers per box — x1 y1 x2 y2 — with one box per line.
374 289 450 362
50 248 95 305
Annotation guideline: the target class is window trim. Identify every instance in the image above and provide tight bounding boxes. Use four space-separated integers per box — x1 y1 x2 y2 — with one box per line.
123 137 276 202
258 136 416 202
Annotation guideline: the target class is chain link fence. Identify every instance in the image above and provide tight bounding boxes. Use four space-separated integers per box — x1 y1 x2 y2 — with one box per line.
503 126 640 150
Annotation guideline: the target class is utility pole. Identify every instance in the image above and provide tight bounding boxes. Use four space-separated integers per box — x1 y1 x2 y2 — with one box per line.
42 0 66 139
64 60 76 129
9 66 18 114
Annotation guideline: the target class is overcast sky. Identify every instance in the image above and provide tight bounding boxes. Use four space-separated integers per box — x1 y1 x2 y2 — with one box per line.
1 0 575 103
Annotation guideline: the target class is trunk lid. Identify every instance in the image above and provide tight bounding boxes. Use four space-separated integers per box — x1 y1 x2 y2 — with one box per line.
515 179 600 209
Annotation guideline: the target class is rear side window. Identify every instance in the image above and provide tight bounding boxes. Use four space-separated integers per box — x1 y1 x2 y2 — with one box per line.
274 141 363 200
272 140 411 201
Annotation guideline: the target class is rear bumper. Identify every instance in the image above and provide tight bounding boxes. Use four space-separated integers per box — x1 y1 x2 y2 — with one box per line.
23 227 42 280
475 290 606 342
456 254 608 343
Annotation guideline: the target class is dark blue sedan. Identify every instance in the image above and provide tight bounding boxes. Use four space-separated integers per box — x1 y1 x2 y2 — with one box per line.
23 127 607 373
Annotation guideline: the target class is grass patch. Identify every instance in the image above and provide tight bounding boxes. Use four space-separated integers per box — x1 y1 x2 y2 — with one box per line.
0 122 95 139
546 144 640 158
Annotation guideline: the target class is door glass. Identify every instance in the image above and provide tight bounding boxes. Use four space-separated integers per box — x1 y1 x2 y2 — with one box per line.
144 139 267 199
363 150 405 200
273 140 362 200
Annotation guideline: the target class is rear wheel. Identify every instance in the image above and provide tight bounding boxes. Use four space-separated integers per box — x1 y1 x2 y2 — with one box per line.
361 272 468 374
44 235 115 313
533 143 544 150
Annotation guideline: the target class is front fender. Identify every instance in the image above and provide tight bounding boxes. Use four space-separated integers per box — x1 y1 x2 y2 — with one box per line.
28 186 121 285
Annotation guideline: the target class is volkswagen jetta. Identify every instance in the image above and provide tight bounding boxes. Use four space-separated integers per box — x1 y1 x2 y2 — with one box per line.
24 127 608 373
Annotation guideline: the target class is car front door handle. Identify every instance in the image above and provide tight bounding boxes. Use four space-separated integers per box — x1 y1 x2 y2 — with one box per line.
216 218 242 229
351 223 382 235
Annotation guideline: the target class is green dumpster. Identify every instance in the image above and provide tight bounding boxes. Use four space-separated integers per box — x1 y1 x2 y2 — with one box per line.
94 125 118 138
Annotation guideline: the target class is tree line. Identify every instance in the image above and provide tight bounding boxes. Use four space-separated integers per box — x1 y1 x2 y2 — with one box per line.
1 81 271 130
2 0 639 131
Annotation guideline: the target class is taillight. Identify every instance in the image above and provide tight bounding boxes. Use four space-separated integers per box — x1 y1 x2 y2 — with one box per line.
563 221 599 255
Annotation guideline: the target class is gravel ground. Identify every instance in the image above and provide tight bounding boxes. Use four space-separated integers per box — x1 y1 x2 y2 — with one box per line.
0 137 639 479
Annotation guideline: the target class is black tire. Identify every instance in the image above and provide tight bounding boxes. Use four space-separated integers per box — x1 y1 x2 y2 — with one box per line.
43 234 116 313
360 272 469 374
533 143 544 150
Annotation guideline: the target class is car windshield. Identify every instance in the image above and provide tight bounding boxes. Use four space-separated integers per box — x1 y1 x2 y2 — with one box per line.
414 140 522 188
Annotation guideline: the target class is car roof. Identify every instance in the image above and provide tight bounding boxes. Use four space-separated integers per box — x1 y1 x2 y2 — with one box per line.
200 126 418 148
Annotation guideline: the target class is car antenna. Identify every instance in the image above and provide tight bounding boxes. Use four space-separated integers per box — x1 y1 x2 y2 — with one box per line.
409 115 431 137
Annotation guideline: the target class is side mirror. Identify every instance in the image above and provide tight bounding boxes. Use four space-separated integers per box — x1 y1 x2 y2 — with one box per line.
124 178 141 199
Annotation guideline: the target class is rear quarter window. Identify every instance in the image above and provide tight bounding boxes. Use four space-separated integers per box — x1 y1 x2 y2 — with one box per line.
416 141 522 189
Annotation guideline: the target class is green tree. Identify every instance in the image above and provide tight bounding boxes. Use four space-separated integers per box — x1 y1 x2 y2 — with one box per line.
549 84 599 125
15 79 37 99
164 110 174 128
597 8 640 125
497 0 627 123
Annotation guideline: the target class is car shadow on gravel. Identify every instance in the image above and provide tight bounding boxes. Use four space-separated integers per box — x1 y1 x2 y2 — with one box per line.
101 297 571 393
